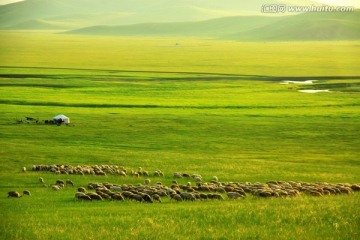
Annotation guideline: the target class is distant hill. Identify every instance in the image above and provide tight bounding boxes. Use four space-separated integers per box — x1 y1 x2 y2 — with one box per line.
5 19 75 30
0 0 319 29
64 16 284 37
228 11 360 41
64 11 360 41
1 0 358 41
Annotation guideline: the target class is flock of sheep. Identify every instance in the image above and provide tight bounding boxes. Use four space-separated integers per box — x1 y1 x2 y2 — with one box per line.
9 164 360 202
70 180 360 202
31 164 161 177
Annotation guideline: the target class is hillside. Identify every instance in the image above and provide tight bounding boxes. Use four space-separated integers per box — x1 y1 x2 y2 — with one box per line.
0 0 318 29
64 16 284 37
229 11 360 41
1 0 358 41
64 11 360 41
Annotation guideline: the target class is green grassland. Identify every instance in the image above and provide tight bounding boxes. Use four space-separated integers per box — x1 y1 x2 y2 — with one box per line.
0 32 360 239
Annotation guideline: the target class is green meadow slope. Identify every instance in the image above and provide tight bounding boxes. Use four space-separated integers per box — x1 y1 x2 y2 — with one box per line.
0 0 318 29
230 11 360 41
65 11 360 41
2 0 357 41
64 16 283 37
5 19 75 30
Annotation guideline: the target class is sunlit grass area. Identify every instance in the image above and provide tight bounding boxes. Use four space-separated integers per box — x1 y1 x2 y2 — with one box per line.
0 32 359 239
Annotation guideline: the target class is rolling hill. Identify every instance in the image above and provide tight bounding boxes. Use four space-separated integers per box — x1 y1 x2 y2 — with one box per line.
64 11 360 41
1 0 358 41
229 11 360 41
64 16 284 37
0 0 319 29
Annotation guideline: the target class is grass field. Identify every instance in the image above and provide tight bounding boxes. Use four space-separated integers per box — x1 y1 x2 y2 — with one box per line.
0 31 359 239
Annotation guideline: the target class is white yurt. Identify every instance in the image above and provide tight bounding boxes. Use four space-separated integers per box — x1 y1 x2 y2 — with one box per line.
52 114 70 124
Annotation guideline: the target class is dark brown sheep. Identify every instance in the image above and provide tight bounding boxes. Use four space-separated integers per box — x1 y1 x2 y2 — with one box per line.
23 190 31 196
142 194 153 203
111 194 125 201
66 179 74 187
8 191 21 198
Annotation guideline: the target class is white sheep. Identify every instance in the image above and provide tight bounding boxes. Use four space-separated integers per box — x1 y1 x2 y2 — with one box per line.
22 167 26 172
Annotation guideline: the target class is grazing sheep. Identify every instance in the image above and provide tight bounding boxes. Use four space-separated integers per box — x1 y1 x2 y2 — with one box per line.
338 187 352 195
22 167 26 172
170 194 183 202
142 194 153 203
131 194 145 203
191 174 202 179
144 179 151 185
211 193 224 200
78 187 87 193
56 179 65 185
23 190 31 196
78 195 92 201
97 192 111 200
112 194 125 201
87 193 103 200
110 186 122 192
227 192 244 199
309 191 322 197
153 170 164 177
351 184 360 191
95 171 106 176
52 185 61 191
8 191 21 198
194 176 202 182
66 179 74 187
199 193 208 200
75 192 86 198
216 187 226 193
180 192 196 201
121 191 133 199
258 191 273 198
152 194 162 203
182 173 190 178
39 177 44 183
173 172 183 178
